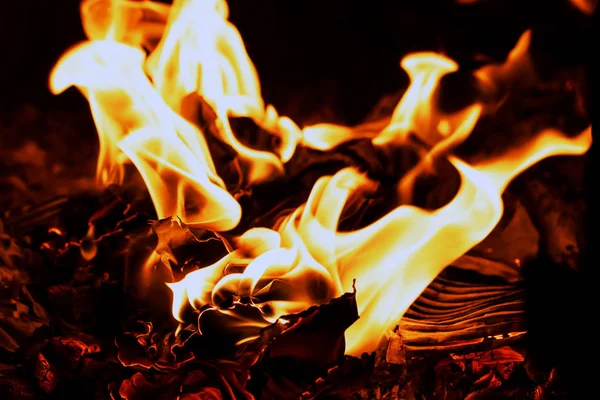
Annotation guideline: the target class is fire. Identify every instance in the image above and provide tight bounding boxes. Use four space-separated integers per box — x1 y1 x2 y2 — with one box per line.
168 125 590 355
80 0 170 46
301 30 532 154
566 0 598 15
301 53 469 151
50 40 241 231
51 0 592 356
145 0 284 183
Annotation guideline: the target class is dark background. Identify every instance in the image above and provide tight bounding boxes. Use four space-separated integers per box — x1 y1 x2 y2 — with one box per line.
0 0 596 397
0 0 593 122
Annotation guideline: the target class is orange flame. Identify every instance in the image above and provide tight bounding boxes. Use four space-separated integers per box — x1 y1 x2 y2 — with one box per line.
568 0 598 15
50 41 240 230
81 0 170 47
146 0 301 181
301 30 531 153
474 30 533 106
50 0 592 357
301 53 462 151
169 125 590 355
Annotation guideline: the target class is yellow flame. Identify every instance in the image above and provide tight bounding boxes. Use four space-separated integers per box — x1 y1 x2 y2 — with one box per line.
50 41 240 230
146 0 301 181
79 0 302 183
301 30 532 152
81 0 170 47
301 53 460 151
170 125 590 354
51 0 592 357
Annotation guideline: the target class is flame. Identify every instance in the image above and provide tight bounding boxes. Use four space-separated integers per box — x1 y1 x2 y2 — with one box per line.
81 0 170 47
50 40 240 230
301 53 462 151
567 0 598 15
474 30 533 106
457 0 598 15
145 0 301 181
51 0 592 357
169 125 590 355
301 30 532 153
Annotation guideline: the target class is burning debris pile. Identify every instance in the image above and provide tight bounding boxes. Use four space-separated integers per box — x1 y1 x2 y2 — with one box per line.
0 0 593 398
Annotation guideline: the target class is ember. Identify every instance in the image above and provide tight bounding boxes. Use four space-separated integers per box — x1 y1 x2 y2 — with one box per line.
0 0 593 399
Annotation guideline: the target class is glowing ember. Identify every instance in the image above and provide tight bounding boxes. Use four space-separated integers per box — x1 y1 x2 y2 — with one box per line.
50 0 592 357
